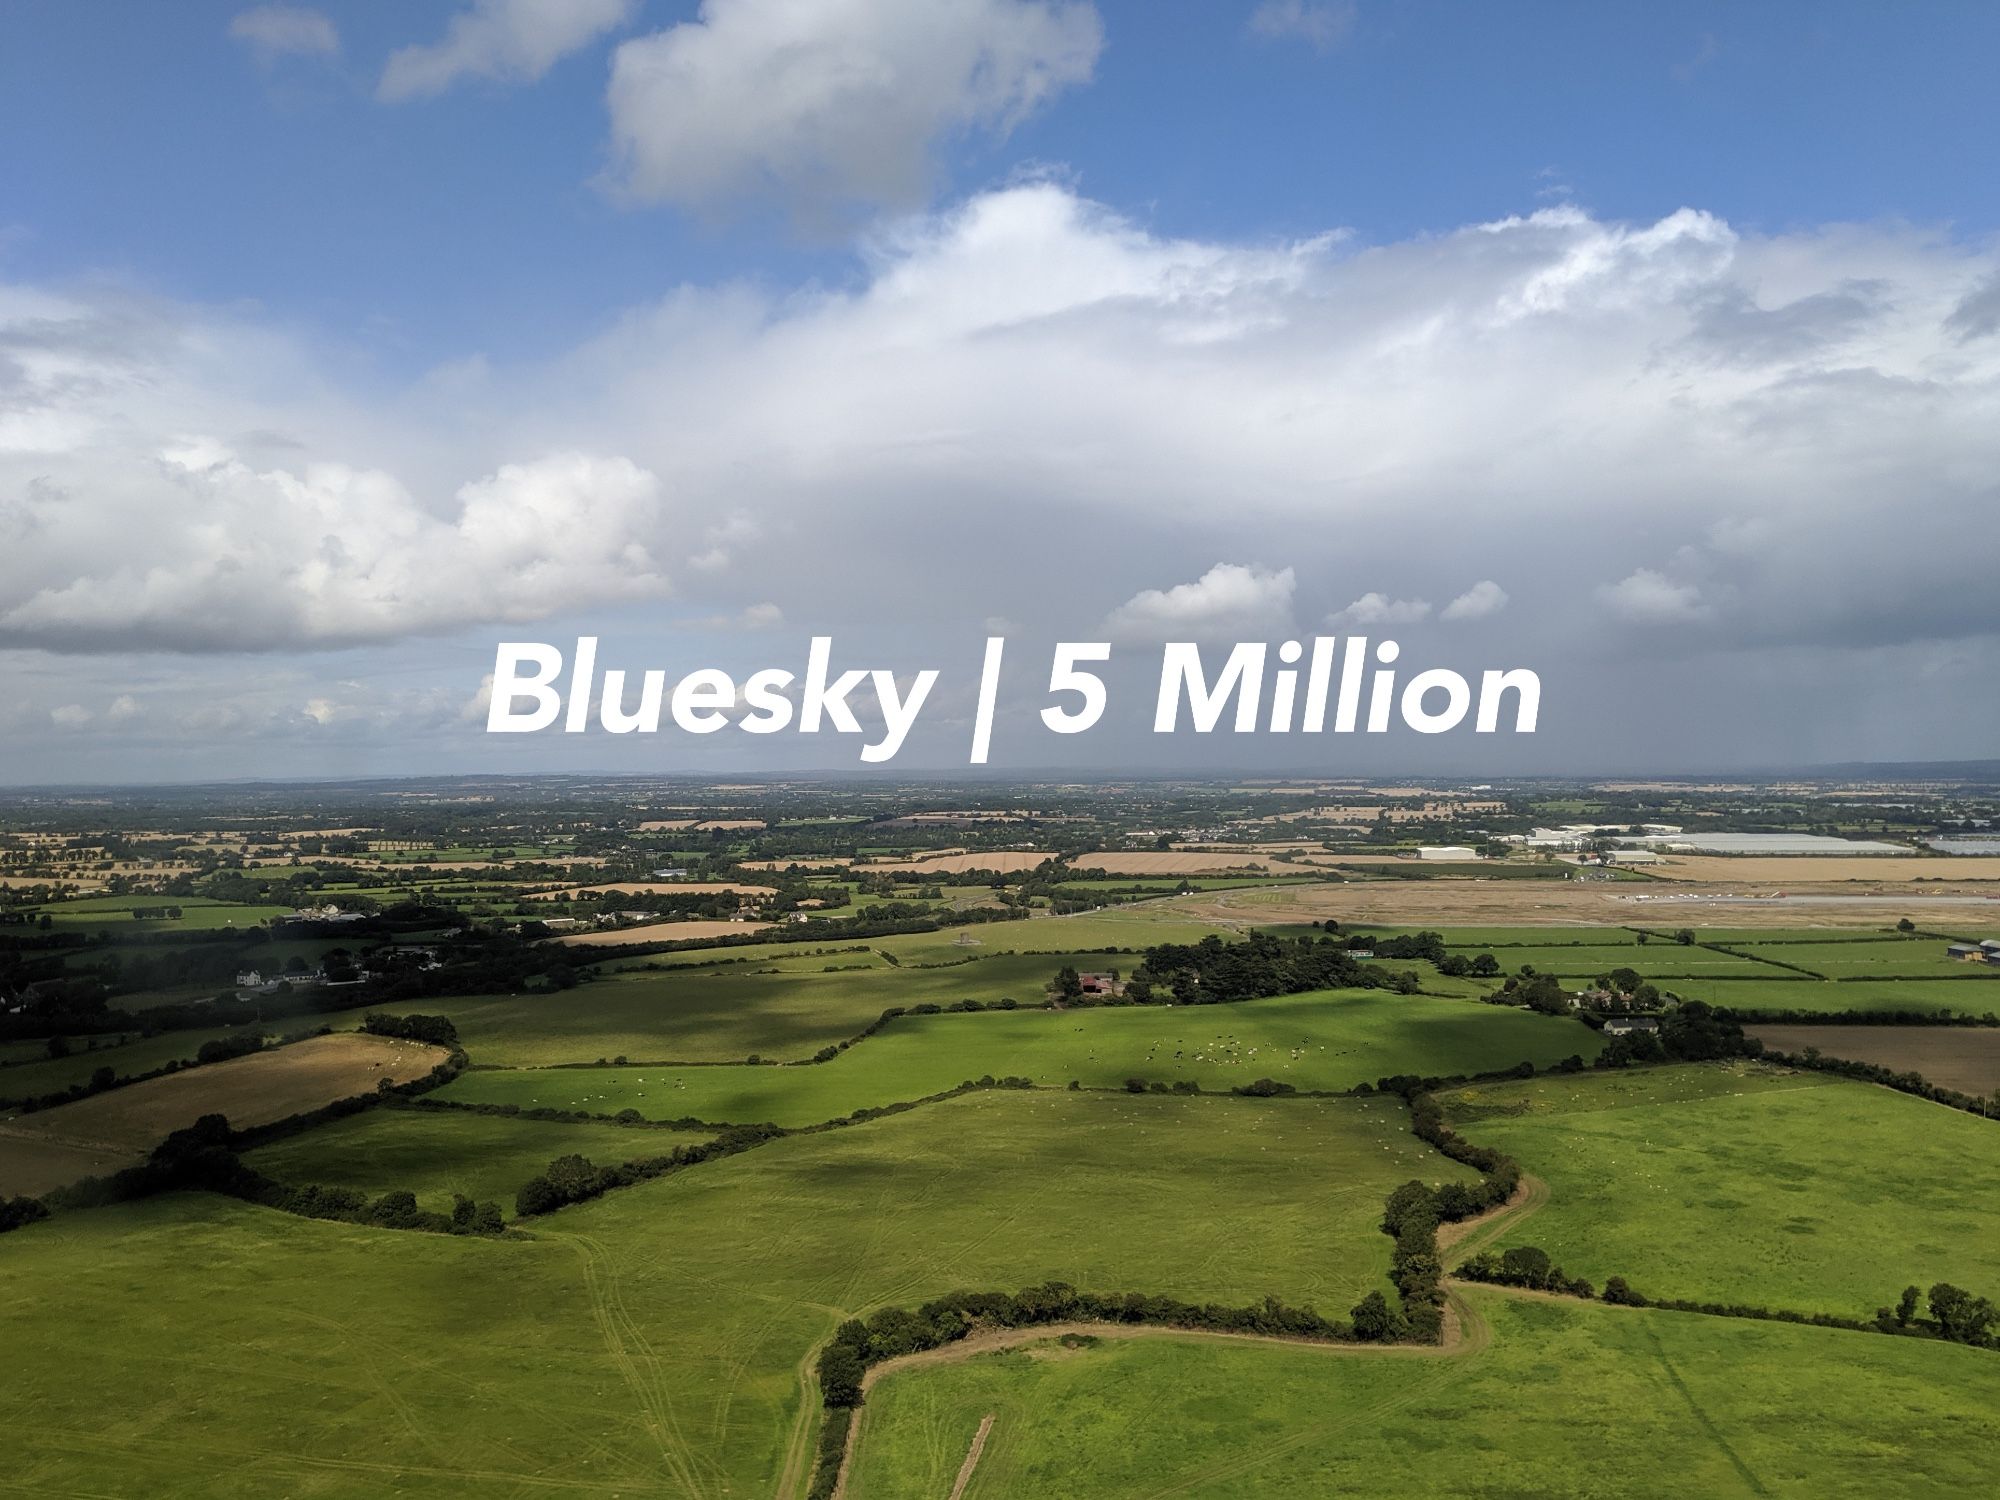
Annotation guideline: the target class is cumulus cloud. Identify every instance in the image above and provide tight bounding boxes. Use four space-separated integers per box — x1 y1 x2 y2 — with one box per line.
0 432 673 650
49 703 91 728
1105 563 1296 642
1441 580 1508 622
379 0 634 101
229 5 339 61
1247 1 1355 51
9 183 2000 779
1328 592 1431 627
1595 569 1708 625
605 0 1102 215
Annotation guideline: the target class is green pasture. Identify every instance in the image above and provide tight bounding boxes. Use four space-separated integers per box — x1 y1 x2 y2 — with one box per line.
0 1023 260 1105
846 1291 2000 1500
1441 1064 2000 1317
243 1107 710 1216
437 991 1603 1127
1671 976 2000 1016
0 1089 1467 1498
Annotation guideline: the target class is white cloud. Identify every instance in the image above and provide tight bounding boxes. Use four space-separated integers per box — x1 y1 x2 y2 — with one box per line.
1248 1 1355 52
1105 563 1296 642
1595 569 1708 625
380 0 634 101
0 436 673 650
1441 580 1508 622
229 5 339 61
49 703 92 728
605 0 1102 215
1328 592 1431 627
106 694 142 722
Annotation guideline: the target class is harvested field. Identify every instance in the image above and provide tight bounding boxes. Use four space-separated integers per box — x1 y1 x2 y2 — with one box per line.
525 881 775 900
1066 852 1284 876
548 918 773 946
740 857 853 870
1157 880 1987 930
0 1033 450 1196
860 851 1049 874
1746 1024 2000 1096
1649 854 2000 883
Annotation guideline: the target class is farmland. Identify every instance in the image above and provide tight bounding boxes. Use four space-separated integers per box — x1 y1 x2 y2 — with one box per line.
844 1292 2000 1499
242 1106 715 1216
2 1088 1471 1497
1439 1064 2000 1317
436 989 1604 1127
0 1033 450 1196
6 773 2000 1495
1747 1024 2000 1096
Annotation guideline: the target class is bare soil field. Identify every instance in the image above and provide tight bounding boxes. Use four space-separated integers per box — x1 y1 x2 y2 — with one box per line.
0 1033 450 1197
1653 855 2000 883
526 882 775 900
1159 880 1984 930
1746 1025 2000 1096
1066 852 1283 875
862 852 1051 874
549 918 774 946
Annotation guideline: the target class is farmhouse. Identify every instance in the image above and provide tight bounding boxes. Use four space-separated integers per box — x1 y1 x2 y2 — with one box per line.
1077 972 1123 996
1601 1016 1662 1037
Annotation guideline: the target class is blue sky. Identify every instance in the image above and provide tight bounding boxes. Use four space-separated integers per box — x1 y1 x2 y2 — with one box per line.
6 2 1997 371
2 2 1999 782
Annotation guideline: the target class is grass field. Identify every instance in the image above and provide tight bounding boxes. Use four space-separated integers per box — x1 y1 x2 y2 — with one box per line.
1669 976 2000 1016
243 1107 712 1216
436 991 1604 1127
380 952 1128 1067
1448 943 1779 977
0 1089 1469 1498
844 1291 2000 1499
25 896 295 932
1714 937 1998 978
1747 1025 2000 1096
0 1033 451 1197
1440 1064 2000 1317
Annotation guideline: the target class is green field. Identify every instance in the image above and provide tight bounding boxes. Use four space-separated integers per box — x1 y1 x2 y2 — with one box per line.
845 1291 2000 1499
26 896 295 933
1718 937 1998 978
242 1107 713 1216
437 991 1604 1127
1441 1064 2000 1317
0 1089 1468 1498
1672 976 2000 1015
380 952 1125 1066
1449 943 1780 977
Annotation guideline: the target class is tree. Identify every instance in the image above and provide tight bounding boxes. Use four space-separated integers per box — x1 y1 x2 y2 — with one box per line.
1896 917 1915 932
1929 1283 1996 1344
1349 1290 1403 1342
1053 965 1083 1000
1674 928 1696 946
818 1342 865 1407
1895 1285 1921 1326
44 1035 71 1060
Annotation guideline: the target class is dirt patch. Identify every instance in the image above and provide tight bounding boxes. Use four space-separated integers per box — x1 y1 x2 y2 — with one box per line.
1747 1025 2000 1097
946 1414 995 1500
0 1033 450 1197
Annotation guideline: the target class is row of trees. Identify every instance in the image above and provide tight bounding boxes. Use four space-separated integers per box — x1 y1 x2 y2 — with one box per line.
512 1125 786 1217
